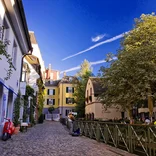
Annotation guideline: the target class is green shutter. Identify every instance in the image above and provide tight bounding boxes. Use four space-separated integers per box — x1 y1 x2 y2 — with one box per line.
66 87 68 93
53 89 55 95
47 99 49 105
72 87 74 93
66 98 68 104
47 89 49 95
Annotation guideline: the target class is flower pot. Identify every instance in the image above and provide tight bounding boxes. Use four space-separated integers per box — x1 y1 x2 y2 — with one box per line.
14 126 20 134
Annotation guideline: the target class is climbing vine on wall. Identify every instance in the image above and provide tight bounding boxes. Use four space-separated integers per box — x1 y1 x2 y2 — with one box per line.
23 85 35 122
0 26 14 80
37 78 44 117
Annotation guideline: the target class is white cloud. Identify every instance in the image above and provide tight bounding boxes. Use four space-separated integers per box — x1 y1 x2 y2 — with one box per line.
91 34 106 42
60 57 117 74
62 31 129 61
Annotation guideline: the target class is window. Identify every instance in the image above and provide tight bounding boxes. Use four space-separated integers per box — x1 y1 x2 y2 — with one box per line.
66 109 72 116
49 80 53 84
66 87 74 93
69 77 72 82
47 89 55 95
50 73 53 79
47 99 55 105
12 40 17 68
66 98 74 104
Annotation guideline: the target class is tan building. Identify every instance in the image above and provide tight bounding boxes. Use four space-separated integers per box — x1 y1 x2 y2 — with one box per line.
85 77 123 121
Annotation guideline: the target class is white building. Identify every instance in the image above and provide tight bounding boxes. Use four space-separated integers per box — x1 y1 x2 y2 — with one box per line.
0 0 32 134
29 31 45 81
20 31 45 122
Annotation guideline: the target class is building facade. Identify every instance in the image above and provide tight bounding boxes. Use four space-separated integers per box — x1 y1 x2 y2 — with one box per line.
0 0 32 134
85 77 123 120
58 76 76 118
45 64 60 81
43 75 76 119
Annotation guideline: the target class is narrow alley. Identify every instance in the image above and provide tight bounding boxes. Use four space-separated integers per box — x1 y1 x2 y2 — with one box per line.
0 122 136 156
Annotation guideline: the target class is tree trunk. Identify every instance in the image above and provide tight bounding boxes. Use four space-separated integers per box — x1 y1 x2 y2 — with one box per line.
148 88 153 122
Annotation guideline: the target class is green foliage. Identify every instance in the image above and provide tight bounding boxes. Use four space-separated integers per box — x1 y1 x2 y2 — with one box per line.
13 92 21 127
73 60 92 118
37 78 44 117
23 85 35 122
99 13 156 117
38 114 44 124
48 106 55 114
0 26 14 80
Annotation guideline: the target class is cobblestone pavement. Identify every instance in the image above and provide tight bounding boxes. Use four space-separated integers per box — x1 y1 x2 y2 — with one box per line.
0 121 136 156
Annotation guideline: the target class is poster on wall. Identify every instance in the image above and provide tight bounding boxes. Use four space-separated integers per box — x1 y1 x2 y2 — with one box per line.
1 94 6 123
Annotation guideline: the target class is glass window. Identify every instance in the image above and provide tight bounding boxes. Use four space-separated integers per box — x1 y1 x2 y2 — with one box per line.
48 99 55 105
47 89 55 95
66 98 74 104
66 87 74 93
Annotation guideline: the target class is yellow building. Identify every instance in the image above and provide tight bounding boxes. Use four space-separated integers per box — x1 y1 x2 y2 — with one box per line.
43 76 76 119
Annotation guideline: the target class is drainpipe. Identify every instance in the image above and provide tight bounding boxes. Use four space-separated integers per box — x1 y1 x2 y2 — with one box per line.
20 49 33 82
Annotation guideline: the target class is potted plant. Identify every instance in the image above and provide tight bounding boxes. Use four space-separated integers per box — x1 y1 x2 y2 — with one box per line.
13 92 21 134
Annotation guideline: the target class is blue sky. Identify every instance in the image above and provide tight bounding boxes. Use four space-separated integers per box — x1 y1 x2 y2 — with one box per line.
23 0 156 76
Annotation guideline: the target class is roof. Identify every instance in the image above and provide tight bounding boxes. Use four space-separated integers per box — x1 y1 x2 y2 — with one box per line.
89 77 105 94
16 0 32 51
45 80 61 87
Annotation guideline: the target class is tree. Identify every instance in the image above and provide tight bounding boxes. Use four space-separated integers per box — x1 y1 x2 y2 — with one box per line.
100 13 156 120
48 106 55 121
73 59 93 118
0 26 13 80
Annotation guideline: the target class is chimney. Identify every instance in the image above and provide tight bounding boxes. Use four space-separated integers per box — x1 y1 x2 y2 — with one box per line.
63 72 66 77
49 64 51 70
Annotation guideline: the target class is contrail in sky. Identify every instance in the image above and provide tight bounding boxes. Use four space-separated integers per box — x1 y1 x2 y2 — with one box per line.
60 57 117 74
62 32 128 61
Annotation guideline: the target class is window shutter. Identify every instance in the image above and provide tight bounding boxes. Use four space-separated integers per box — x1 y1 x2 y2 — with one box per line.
53 89 55 95
66 87 68 93
47 89 49 95
47 99 49 105
72 87 74 93
72 98 74 104
66 98 68 104
53 99 55 105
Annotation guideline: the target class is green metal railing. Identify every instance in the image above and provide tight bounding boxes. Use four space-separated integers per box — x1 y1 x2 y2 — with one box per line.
76 121 156 156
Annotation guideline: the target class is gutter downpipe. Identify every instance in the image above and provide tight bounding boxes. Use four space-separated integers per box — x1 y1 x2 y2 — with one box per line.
20 49 33 82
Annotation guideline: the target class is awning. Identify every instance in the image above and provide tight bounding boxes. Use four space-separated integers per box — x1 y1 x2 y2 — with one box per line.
0 81 17 96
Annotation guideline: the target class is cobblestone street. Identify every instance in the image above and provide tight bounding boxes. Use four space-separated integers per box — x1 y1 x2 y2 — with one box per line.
0 121 136 156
